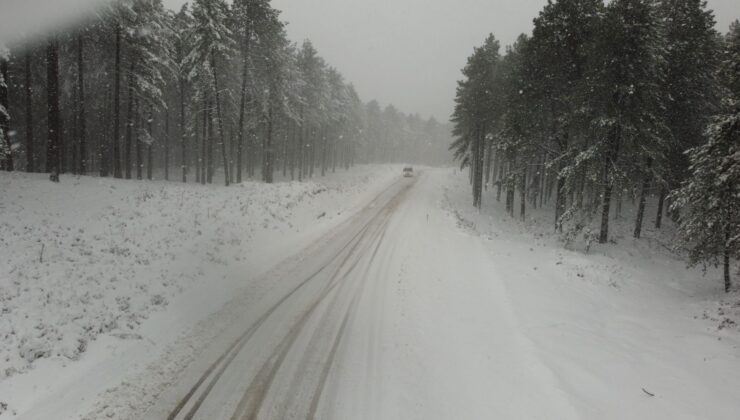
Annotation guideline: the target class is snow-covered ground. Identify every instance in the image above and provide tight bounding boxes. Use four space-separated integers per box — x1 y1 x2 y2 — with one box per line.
0 165 399 418
442 168 740 419
1 166 739 420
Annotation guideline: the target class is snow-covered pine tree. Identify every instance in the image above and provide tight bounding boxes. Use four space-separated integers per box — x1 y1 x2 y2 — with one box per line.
121 0 170 180
171 4 193 183
187 0 235 186
323 67 350 176
296 40 328 180
0 45 10 171
23 50 34 173
497 35 536 220
252 18 294 183
528 0 603 231
653 0 721 232
589 0 667 244
342 85 364 169
450 34 501 209
721 20 740 98
670 99 739 292
670 21 740 292
363 100 383 164
231 0 281 183
45 39 61 182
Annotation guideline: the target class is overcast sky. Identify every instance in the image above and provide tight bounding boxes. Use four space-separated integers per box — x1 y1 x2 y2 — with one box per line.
162 0 738 121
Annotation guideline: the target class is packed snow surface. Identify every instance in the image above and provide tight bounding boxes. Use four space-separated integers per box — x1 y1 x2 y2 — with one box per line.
0 166 399 417
1 167 739 419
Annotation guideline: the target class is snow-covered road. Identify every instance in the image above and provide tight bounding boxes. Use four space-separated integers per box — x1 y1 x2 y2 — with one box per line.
137 170 576 420
6 167 738 420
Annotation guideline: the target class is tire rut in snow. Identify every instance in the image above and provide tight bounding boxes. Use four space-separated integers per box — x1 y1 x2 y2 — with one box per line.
232 183 411 420
166 179 415 420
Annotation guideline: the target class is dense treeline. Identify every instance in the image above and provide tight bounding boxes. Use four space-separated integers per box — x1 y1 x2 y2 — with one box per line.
0 0 451 185
451 0 739 290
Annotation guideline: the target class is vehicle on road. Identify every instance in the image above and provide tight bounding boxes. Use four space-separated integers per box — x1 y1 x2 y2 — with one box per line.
403 166 414 177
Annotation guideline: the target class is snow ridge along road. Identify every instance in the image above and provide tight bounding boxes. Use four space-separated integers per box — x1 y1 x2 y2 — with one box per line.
153 177 417 420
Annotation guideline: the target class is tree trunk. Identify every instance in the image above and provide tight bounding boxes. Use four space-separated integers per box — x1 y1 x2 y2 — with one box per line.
724 224 732 293
282 119 289 177
147 112 153 180
135 98 142 180
236 27 251 184
321 128 327 177
520 165 526 220
77 33 87 174
263 103 274 183
554 175 566 233
634 158 652 239
496 155 504 202
206 100 213 184
599 182 613 244
201 97 207 185
125 61 135 179
289 120 300 181
298 109 304 182
24 52 34 172
180 77 187 182
599 127 621 244
484 140 493 190
553 133 569 232
113 24 122 179
309 128 315 178
228 125 235 183
655 187 666 229
71 72 78 174
472 126 484 209
0 54 11 171
164 107 169 181
46 40 61 181
100 82 111 177
194 113 200 183
210 54 229 186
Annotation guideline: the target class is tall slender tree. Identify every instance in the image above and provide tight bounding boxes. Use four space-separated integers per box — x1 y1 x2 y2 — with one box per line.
0 49 10 171
46 39 61 181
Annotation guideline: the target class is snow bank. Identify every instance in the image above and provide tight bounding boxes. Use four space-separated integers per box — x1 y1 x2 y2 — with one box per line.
0 166 397 386
441 168 740 419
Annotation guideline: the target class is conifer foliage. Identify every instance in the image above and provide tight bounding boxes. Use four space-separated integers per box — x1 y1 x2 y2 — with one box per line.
452 1 737 289
0 0 452 185
671 21 740 291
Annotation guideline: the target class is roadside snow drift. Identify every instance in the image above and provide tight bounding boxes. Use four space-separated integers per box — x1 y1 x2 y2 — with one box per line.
442 168 740 420
0 166 397 388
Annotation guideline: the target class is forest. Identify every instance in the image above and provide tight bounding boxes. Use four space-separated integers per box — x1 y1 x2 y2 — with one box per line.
0 0 452 187
450 0 739 291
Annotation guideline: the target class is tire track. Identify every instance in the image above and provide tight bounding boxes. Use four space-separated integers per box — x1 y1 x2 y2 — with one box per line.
167 180 413 420
306 224 394 419
231 181 414 420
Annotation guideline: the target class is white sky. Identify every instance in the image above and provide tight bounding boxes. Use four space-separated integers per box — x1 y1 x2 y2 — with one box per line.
167 0 738 121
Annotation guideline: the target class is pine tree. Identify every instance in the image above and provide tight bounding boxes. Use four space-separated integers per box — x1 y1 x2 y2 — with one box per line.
721 20 740 98
187 0 234 186
451 34 501 209
671 100 739 292
46 39 61 182
589 0 667 243
654 0 720 231
76 32 88 174
173 4 193 183
23 51 34 172
528 0 604 231
0 47 10 171
296 40 328 180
